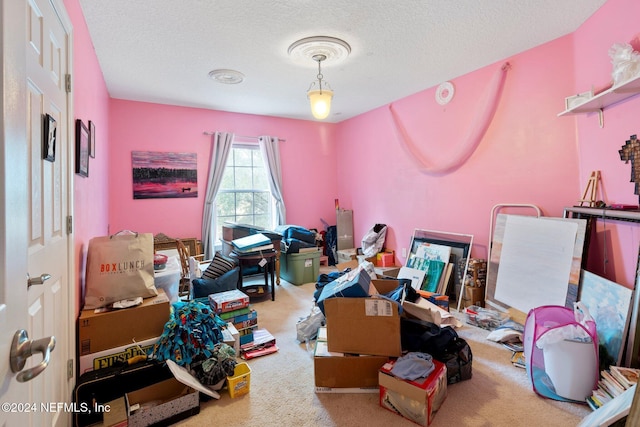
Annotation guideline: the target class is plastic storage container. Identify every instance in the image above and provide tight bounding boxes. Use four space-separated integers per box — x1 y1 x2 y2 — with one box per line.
523 305 598 402
281 249 321 285
227 362 251 398
542 338 598 401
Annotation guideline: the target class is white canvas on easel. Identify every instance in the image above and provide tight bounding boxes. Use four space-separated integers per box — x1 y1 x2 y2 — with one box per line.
494 215 578 315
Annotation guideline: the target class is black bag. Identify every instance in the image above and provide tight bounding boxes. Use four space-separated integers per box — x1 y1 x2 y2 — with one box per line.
400 317 473 384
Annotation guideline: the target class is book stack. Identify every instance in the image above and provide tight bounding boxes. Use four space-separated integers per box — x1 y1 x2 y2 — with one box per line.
404 242 455 295
231 233 274 255
587 365 640 410
240 329 278 360
220 306 259 347
208 289 258 352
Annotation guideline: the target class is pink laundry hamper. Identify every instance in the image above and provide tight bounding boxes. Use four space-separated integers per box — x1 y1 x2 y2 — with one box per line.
523 305 599 402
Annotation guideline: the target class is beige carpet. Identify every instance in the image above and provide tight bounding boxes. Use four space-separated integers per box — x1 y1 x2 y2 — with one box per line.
175 272 591 427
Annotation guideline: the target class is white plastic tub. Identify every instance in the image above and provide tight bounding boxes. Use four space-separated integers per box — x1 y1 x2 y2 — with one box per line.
542 339 598 401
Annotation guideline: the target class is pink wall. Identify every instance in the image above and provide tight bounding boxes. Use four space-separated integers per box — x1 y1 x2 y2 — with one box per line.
571 0 640 287
108 100 338 237
335 36 580 265
64 0 110 312
68 0 640 311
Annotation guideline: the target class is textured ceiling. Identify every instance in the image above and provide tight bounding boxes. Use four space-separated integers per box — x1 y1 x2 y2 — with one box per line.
78 0 607 123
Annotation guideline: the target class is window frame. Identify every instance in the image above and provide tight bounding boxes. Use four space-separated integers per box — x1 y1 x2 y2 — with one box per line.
214 143 273 243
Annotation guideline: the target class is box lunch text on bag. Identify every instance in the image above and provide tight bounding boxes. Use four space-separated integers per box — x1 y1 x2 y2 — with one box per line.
84 231 157 309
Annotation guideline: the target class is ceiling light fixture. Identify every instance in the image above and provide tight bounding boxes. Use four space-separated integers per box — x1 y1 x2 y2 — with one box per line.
288 36 351 120
308 54 333 120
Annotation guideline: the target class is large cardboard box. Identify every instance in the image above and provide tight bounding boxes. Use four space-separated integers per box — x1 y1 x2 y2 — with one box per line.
127 359 222 426
314 338 389 389
324 279 402 357
78 289 170 355
127 378 199 426
379 359 448 426
79 336 159 374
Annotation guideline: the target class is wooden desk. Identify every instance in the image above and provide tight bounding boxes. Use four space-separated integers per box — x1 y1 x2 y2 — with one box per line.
231 250 276 301
222 234 282 285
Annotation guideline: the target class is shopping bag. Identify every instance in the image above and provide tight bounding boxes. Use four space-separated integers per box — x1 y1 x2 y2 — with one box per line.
84 231 157 309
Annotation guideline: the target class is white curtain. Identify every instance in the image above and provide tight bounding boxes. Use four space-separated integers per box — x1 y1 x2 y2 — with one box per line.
258 136 286 227
201 132 234 259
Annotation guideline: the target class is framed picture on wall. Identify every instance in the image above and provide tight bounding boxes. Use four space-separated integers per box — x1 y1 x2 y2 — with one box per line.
43 113 57 162
89 120 96 158
75 119 90 177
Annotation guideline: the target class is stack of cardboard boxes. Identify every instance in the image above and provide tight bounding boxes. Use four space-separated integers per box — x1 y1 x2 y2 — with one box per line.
77 288 171 374
76 289 207 426
313 261 449 426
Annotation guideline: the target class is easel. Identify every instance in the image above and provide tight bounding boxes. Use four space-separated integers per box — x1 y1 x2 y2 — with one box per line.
578 170 601 207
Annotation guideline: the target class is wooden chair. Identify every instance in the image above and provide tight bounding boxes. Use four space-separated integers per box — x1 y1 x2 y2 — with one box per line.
176 239 191 300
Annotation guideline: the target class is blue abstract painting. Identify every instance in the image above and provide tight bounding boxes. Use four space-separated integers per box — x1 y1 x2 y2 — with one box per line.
579 270 633 367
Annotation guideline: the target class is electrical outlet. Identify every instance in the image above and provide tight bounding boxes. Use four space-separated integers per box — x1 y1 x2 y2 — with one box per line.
401 248 407 258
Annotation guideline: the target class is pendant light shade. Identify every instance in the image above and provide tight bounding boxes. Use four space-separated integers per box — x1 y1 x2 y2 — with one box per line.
308 88 333 120
287 36 351 121
307 54 333 120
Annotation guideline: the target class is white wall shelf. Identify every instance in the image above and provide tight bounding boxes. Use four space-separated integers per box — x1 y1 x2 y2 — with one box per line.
558 74 640 127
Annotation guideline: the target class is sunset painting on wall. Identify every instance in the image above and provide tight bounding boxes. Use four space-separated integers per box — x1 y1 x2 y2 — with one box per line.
132 151 197 199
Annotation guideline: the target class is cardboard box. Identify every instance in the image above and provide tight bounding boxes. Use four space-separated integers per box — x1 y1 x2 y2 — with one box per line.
376 251 395 267
314 340 389 388
314 386 378 394
101 397 129 427
375 266 401 278
78 289 170 355
324 279 402 357
127 378 199 427
208 289 250 313
336 248 358 264
222 322 240 355
335 259 359 271
379 359 448 426
79 336 159 374
126 359 221 427
222 224 251 241
462 286 485 308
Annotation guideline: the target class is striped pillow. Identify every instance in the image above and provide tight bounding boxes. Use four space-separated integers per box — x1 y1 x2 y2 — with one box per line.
202 252 236 280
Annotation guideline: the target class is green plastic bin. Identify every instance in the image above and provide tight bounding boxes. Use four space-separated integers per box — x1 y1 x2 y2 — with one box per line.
281 249 321 285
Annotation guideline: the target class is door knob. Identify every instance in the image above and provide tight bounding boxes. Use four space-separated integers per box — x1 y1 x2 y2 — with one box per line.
10 329 56 382
27 273 51 287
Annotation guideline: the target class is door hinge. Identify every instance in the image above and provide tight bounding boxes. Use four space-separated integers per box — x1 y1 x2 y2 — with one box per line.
65 74 71 93
67 359 74 380
66 215 73 234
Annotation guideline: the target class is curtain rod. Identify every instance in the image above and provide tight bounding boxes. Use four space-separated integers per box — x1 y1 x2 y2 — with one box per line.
202 131 286 142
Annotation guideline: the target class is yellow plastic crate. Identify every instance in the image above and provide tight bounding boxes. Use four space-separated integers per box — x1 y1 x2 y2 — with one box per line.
227 362 251 398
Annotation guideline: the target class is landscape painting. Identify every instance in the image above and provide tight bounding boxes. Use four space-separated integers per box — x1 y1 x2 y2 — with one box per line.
132 151 197 199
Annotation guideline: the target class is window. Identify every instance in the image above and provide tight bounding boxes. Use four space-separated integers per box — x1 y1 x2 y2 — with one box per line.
215 145 272 241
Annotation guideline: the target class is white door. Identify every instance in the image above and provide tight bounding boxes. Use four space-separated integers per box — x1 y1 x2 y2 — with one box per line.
1 0 74 425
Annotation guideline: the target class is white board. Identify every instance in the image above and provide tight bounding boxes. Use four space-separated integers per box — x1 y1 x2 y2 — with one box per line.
494 215 578 314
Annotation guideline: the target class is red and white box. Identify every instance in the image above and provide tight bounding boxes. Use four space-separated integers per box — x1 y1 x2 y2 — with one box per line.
208 289 250 314
379 358 447 426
